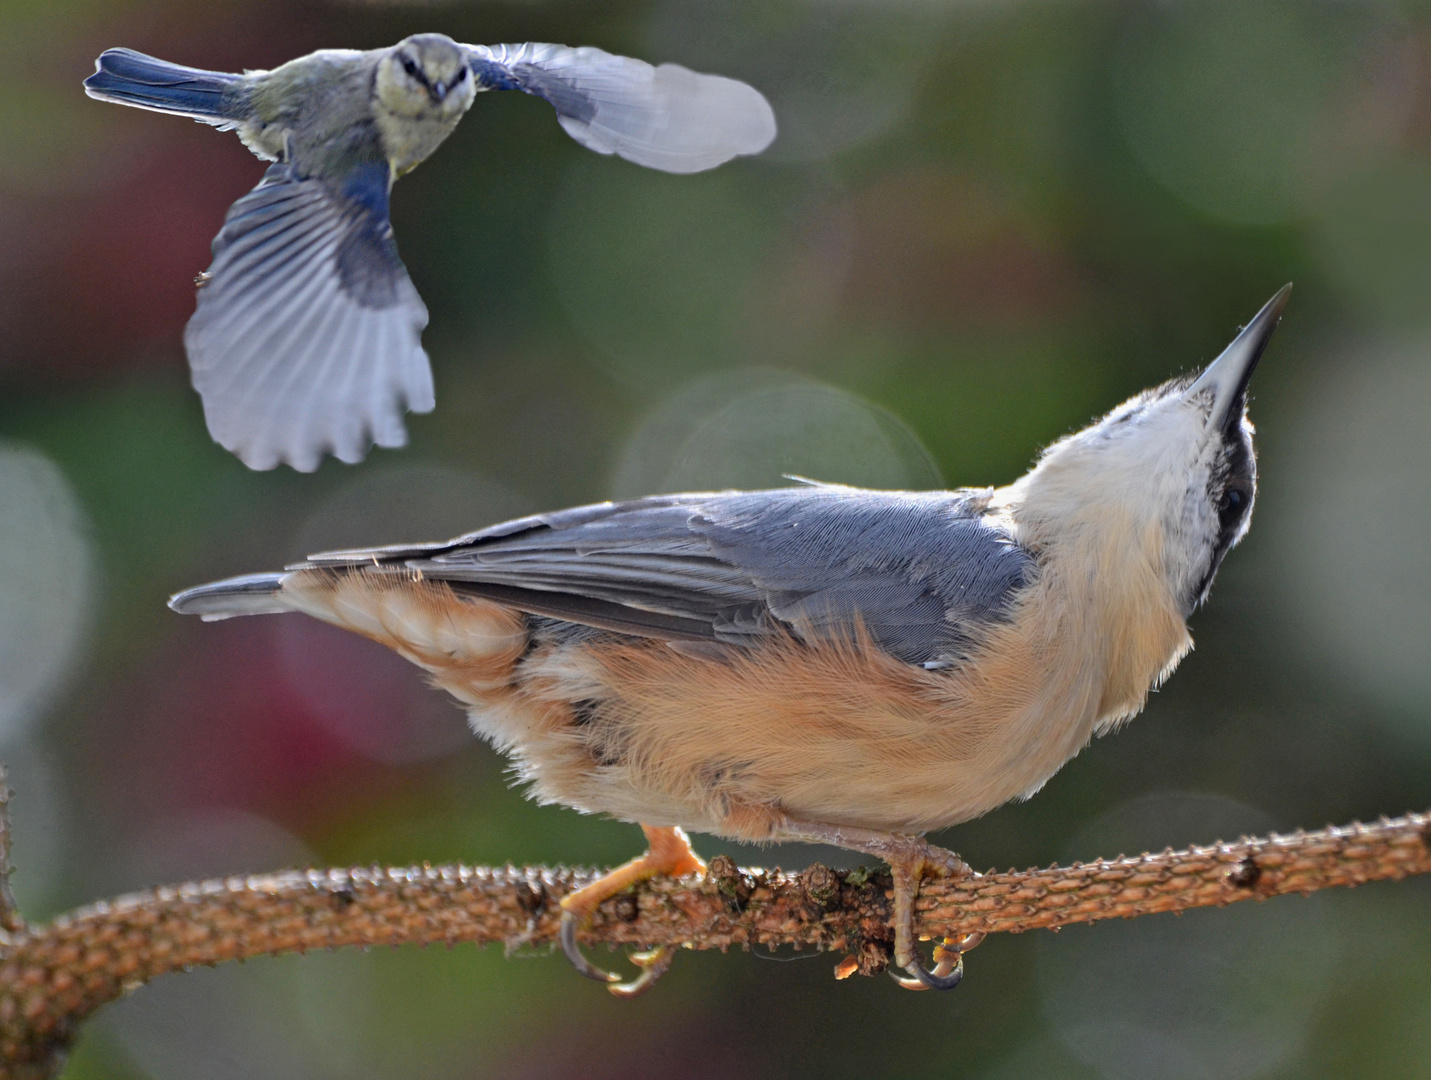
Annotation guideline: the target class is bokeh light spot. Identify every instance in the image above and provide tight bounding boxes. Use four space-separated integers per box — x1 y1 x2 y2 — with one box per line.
0 442 93 744
1039 793 1336 1080
548 160 773 386
1313 162 1431 328
1113 0 1407 226
292 463 532 559
547 157 851 389
1267 336 1431 741
647 0 949 162
615 370 942 495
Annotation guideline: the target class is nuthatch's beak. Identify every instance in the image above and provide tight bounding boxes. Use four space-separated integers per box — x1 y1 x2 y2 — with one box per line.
1189 283 1291 434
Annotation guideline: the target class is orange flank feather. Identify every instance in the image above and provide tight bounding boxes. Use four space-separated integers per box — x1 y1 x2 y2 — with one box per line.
274 488 1190 842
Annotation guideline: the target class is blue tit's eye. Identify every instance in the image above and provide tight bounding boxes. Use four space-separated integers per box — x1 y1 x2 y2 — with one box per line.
454 66 468 83
401 56 420 77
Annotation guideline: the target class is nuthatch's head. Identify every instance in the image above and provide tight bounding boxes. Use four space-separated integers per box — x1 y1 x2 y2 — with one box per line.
376 34 475 120
1006 286 1290 617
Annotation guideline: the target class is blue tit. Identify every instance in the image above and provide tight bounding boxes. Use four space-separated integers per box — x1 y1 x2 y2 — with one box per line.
84 35 777 472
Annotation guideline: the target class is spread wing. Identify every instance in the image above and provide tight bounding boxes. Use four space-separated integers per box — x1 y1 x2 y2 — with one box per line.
464 42 776 174
304 485 1035 667
185 162 433 472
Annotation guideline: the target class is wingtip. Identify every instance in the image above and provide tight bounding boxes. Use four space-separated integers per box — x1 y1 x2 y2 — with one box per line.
677 71 779 167
169 572 291 619
745 86 778 155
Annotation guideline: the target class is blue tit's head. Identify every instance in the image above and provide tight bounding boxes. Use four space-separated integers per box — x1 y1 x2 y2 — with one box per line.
375 34 475 120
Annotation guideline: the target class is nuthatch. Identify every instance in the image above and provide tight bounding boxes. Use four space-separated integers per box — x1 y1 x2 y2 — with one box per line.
83 35 776 472
169 286 1289 993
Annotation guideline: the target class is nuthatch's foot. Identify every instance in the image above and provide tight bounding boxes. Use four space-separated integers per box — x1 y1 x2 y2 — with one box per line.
888 931 985 991
559 824 705 997
778 819 978 990
883 843 980 991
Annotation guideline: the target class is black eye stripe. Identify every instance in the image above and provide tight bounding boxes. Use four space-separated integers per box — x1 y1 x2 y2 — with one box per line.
1185 417 1258 615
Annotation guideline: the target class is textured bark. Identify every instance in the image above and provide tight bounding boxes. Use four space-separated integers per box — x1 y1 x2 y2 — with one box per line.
1 810 1427 1077
0 767 20 938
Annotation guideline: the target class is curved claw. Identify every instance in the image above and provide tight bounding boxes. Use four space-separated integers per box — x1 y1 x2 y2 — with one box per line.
607 945 675 999
888 935 976 992
906 951 965 991
560 910 621 984
559 911 677 996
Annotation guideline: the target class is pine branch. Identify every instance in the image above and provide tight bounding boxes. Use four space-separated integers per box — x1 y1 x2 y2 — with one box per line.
1 810 1427 1077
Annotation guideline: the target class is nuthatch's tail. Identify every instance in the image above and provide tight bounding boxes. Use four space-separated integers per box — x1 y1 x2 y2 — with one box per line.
169 572 291 620
84 48 244 121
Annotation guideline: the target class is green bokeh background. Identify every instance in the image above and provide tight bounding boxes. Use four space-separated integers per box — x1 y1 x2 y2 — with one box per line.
1 1 1428 1077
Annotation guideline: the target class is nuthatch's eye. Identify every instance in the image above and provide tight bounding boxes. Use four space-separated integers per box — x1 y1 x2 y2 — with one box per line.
1218 485 1249 522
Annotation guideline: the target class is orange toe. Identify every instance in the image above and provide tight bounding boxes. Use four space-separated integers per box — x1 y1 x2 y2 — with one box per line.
560 824 706 917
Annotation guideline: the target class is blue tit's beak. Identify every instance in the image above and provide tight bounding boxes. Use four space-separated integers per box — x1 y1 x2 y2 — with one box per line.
431 80 448 102
1189 283 1291 434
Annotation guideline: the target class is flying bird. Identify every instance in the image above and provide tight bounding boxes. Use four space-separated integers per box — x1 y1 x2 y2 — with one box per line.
84 34 777 471
169 287 1289 993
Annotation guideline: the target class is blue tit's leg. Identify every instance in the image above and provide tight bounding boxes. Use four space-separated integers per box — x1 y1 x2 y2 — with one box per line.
559 824 705 997
464 42 776 174
777 818 980 991
185 161 433 472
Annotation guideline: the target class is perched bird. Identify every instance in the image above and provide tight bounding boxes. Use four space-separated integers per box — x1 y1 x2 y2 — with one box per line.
169 287 1289 993
84 35 776 472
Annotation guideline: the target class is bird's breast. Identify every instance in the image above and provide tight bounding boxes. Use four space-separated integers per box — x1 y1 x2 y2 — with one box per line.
374 107 464 176
480 608 1161 839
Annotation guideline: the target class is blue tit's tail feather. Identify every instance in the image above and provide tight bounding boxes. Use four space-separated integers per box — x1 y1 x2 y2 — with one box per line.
169 573 291 621
84 48 244 122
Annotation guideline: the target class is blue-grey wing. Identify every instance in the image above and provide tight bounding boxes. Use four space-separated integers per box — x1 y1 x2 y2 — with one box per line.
303 486 1035 666
185 162 433 472
692 489 1034 664
463 42 776 174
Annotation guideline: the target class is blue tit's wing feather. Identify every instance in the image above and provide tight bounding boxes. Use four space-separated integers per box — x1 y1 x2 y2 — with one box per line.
185 162 433 472
84 48 246 124
463 42 775 174
301 486 1035 667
